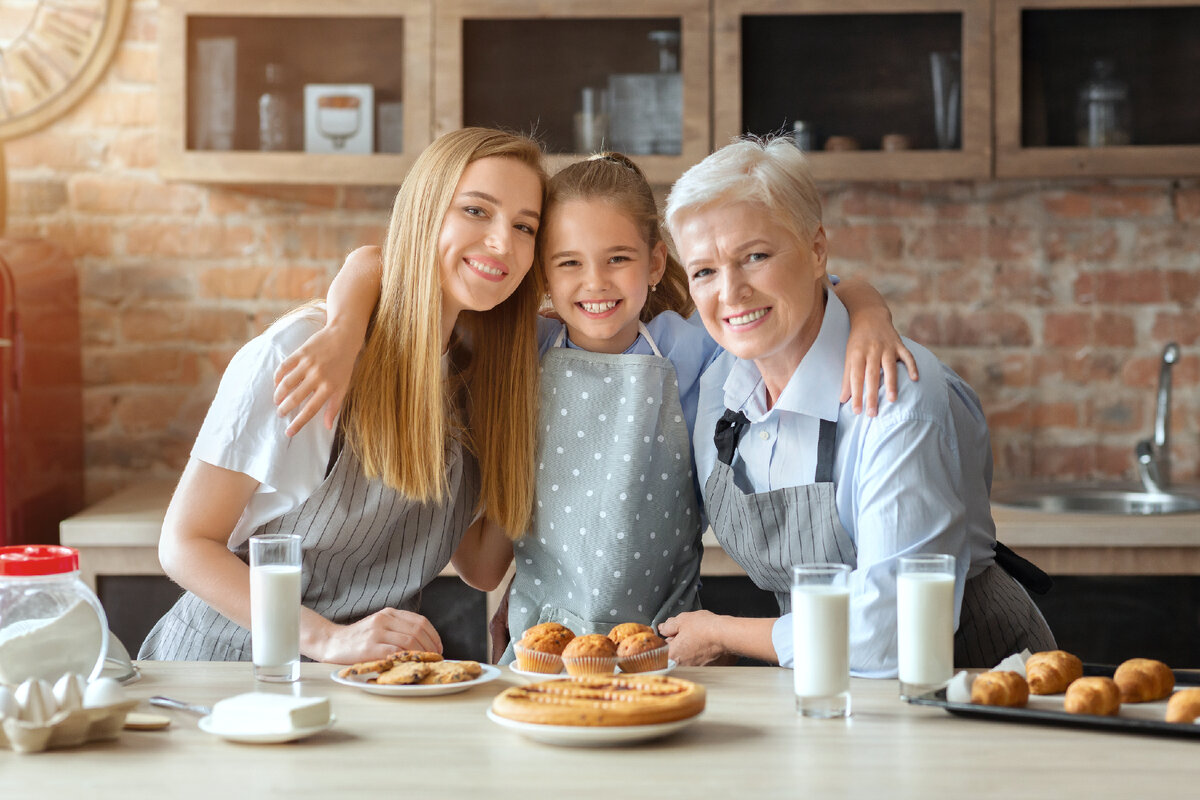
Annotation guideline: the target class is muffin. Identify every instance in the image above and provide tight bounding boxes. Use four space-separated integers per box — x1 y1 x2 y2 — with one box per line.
617 631 669 673
514 622 575 673
561 634 619 676
608 622 655 645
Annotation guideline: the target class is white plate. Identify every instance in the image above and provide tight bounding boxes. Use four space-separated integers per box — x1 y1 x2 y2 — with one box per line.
198 714 336 744
329 663 501 696
486 708 700 747
508 660 676 682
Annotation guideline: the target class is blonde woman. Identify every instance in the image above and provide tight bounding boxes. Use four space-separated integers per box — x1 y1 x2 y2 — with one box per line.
140 128 546 665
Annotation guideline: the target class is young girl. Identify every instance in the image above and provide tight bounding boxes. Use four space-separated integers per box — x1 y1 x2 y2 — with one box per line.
274 152 915 661
139 128 547 665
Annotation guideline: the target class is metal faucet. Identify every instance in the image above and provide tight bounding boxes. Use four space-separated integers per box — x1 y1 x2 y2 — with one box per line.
1136 342 1180 494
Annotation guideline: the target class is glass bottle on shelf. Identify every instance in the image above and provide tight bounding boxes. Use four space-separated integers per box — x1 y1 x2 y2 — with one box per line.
573 87 609 154
258 62 290 151
1075 58 1131 148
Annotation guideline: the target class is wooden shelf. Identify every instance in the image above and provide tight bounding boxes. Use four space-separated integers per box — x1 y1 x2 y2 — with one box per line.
714 0 992 181
995 0 1200 178
158 0 432 186
433 0 711 186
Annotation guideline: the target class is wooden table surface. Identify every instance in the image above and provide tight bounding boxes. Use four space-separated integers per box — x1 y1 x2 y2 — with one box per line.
4 662 1199 797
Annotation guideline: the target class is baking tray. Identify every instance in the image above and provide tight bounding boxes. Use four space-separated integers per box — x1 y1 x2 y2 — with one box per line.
906 664 1200 740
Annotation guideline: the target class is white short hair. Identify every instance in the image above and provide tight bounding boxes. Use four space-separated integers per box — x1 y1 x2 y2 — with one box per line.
665 136 822 244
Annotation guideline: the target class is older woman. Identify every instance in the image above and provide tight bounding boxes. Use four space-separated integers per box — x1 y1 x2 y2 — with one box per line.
658 138 1055 675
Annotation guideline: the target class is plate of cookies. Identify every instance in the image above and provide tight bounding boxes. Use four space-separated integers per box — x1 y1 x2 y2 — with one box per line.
907 650 1200 739
331 651 500 697
488 673 705 746
510 622 675 680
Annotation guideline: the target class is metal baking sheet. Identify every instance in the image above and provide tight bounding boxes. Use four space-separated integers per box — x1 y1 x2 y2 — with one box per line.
906 664 1200 740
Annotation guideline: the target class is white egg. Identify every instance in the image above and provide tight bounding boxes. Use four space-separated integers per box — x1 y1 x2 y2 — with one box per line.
83 676 125 708
53 673 86 712
0 685 18 720
15 678 56 723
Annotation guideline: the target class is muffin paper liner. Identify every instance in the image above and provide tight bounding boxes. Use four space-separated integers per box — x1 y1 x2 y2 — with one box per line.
618 644 670 674
513 643 564 674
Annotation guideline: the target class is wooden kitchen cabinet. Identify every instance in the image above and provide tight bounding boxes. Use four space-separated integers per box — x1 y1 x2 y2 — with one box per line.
713 0 992 181
995 0 1200 178
432 0 711 186
158 0 432 185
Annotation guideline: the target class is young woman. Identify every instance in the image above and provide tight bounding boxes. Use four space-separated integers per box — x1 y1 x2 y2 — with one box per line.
139 128 547 665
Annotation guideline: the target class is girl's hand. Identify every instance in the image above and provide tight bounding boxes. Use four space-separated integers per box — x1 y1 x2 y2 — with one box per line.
309 608 443 664
272 322 360 437
840 309 918 417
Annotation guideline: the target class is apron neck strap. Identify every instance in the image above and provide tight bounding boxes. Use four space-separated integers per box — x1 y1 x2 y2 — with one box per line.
713 409 840 482
552 321 663 357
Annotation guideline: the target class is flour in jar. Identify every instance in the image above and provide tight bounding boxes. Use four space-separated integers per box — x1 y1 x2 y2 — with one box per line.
0 600 105 684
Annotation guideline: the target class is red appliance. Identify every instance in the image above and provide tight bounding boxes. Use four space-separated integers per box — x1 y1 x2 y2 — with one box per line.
0 238 84 545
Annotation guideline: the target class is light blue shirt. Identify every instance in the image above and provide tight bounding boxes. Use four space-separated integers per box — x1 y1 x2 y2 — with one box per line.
694 291 998 677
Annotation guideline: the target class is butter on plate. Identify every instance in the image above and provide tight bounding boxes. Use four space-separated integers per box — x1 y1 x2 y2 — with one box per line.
210 692 331 734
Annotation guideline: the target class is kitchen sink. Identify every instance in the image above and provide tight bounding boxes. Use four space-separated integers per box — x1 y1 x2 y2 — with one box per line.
991 483 1200 515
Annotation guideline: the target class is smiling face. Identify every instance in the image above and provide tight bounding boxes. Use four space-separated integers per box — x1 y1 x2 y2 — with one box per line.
543 198 667 354
438 156 543 325
676 202 828 396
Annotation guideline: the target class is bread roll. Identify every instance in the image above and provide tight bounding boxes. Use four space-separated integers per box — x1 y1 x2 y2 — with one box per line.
1165 688 1200 724
1063 676 1121 716
1113 658 1174 703
1025 650 1083 695
970 671 1029 708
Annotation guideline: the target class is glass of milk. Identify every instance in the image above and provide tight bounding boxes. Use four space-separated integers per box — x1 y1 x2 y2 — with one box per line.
897 554 956 699
249 533 302 682
791 563 852 718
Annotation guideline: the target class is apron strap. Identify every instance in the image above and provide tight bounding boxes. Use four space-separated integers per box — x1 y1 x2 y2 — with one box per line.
993 541 1054 595
814 418 838 483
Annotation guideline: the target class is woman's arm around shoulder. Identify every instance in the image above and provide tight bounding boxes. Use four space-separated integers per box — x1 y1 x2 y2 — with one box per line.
831 275 919 417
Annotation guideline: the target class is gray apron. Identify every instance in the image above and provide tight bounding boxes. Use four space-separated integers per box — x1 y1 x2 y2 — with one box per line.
704 407 1054 669
503 324 702 661
140 439 480 661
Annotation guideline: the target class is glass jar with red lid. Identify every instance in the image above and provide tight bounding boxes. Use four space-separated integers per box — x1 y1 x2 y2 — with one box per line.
0 545 109 685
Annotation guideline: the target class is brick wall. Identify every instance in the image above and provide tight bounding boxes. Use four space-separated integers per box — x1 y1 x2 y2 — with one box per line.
5 4 1198 501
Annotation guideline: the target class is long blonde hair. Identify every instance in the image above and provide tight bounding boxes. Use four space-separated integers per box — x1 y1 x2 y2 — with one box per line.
547 153 693 320
342 128 547 536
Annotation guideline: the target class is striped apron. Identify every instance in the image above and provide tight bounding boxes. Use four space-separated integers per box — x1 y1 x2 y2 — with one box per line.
502 324 702 661
705 408 1054 670
139 440 480 661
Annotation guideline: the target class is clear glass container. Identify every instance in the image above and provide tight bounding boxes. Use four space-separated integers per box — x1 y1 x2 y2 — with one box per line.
258 62 291 151
1076 58 1131 147
0 546 109 685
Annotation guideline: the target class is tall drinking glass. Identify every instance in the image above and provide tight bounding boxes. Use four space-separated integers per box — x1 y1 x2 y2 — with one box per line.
897 554 956 699
791 563 851 718
249 533 302 682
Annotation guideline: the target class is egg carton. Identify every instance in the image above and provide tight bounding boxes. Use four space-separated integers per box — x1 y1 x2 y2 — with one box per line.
0 699 137 753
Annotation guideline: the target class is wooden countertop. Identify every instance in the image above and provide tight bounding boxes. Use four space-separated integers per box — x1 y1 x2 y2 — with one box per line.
5 662 1198 795
60 479 1200 577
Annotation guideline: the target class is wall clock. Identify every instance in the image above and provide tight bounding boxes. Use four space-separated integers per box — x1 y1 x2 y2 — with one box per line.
0 0 129 140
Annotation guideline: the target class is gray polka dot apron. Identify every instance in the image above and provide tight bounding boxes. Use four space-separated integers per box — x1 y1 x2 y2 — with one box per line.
503 324 702 660
140 440 480 662
705 408 1054 669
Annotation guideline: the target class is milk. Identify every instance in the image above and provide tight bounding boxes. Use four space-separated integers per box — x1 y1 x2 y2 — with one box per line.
250 565 301 670
897 571 955 687
791 585 850 698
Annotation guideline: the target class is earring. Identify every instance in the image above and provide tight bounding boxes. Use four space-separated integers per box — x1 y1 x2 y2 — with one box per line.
649 284 658 293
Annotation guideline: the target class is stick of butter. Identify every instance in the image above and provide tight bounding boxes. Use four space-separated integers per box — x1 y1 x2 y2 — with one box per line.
210 693 330 733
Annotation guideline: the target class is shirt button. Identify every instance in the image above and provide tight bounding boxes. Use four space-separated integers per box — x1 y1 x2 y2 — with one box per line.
758 430 770 441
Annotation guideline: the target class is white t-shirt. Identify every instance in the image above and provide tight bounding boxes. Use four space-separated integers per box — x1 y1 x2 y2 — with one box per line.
191 308 337 548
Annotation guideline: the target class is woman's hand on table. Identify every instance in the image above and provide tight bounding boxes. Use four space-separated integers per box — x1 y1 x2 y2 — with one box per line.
659 611 731 666
305 608 443 664
840 311 918 417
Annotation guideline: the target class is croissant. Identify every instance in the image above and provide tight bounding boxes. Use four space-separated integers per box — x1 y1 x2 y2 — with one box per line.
1113 658 1174 703
971 671 1029 708
1165 688 1200 723
1064 676 1121 716
1025 650 1084 695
